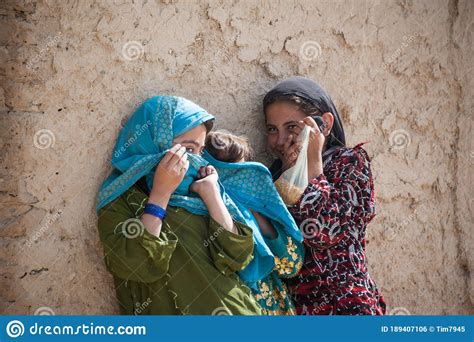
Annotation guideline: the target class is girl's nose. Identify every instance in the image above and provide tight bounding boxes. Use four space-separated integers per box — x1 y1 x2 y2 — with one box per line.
276 133 287 147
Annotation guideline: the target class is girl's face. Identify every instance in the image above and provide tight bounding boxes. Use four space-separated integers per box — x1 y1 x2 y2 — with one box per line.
265 101 307 159
172 124 207 155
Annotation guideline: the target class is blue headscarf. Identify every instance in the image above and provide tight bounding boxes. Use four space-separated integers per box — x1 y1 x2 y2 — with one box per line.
202 151 304 285
96 96 215 209
97 96 302 289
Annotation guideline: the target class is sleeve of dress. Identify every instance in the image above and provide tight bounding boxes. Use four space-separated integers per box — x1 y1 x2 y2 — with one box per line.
264 224 304 278
288 146 376 250
207 218 255 276
97 194 178 283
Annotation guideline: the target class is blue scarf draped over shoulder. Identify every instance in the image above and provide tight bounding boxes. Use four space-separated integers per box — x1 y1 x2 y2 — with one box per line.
97 96 302 289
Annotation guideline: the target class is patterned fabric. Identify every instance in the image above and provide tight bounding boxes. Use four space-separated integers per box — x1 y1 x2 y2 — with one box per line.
202 150 304 288
97 96 301 287
255 234 304 315
284 143 387 315
97 96 214 210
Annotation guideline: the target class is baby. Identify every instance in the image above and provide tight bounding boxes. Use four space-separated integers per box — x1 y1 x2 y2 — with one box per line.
205 130 276 239
206 131 254 163
206 130 301 206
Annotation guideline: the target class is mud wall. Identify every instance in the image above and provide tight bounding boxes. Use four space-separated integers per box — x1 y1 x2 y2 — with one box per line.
1 0 472 314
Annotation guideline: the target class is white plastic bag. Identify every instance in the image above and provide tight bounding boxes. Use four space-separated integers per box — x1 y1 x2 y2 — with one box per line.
274 125 310 206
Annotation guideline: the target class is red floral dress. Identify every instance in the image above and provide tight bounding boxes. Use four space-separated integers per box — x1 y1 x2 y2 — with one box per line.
284 143 386 315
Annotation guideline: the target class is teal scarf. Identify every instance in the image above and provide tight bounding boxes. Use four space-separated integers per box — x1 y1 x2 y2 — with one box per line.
97 96 302 289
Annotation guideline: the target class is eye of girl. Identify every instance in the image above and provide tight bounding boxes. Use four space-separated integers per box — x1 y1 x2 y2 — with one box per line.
288 124 298 131
267 127 277 134
185 147 194 154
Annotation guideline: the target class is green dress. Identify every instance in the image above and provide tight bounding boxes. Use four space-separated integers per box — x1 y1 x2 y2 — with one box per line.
97 185 262 315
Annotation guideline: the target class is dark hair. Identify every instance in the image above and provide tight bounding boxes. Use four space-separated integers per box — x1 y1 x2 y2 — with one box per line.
203 119 214 133
265 94 323 117
206 131 254 162
265 94 347 149
263 76 346 151
263 76 347 180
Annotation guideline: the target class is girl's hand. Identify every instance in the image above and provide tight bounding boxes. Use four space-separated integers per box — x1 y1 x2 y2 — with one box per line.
191 165 235 233
190 165 235 232
149 144 189 204
278 117 325 177
280 134 303 172
144 144 189 237
190 165 219 195
300 117 325 179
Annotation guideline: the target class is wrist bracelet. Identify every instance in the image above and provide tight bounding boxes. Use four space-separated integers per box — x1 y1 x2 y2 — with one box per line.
144 203 166 220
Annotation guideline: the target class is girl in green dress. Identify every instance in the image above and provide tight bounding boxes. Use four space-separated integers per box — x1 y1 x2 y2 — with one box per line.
97 96 262 315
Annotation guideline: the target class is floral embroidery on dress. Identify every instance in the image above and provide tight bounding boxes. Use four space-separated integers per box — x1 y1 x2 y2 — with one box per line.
274 237 303 278
253 232 304 315
255 277 296 315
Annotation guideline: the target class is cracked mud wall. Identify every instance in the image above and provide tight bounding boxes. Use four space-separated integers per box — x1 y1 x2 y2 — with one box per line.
1 0 472 314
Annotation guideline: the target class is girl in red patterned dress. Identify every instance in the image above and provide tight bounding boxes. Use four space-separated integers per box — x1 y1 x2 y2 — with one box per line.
263 76 386 315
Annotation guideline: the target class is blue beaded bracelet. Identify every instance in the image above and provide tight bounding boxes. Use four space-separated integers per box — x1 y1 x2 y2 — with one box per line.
144 203 166 220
